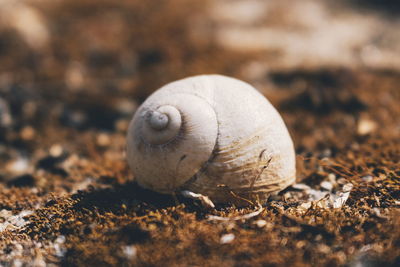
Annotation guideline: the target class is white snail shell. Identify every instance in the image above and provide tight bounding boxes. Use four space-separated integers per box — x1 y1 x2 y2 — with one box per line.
127 75 296 204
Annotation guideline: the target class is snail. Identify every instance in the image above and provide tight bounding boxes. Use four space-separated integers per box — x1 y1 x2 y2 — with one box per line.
127 75 296 205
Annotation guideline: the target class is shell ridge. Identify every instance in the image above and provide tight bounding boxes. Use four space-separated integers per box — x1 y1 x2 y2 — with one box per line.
179 75 221 188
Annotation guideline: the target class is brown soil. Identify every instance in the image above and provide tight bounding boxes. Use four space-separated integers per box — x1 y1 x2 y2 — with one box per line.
0 1 399 266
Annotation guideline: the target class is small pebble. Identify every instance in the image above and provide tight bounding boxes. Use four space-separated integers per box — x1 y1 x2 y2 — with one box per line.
49 144 64 157
54 243 67 258
122 245 137 260
6 158 30 174
308 189 328 201
55 235 66 244
255 220 267 228
97 133 111 147
220 233 235 244
342 183 353 192
328 173 336 184
357 118 377 135
0 209 12 219
20 126 35 141
320 181 333 191
361 175 373 182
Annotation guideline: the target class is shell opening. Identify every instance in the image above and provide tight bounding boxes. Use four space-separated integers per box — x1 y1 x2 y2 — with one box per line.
142 105 182 145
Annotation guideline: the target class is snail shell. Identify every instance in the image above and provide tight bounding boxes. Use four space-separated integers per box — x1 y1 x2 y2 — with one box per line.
127 75 296 204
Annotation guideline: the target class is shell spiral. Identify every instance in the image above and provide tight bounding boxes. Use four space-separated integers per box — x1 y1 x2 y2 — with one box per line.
127 75 296 204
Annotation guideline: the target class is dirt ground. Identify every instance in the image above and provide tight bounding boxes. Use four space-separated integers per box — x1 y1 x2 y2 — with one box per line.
0 0 399 266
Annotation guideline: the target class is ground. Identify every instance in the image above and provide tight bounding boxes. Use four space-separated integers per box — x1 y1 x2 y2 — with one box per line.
0 0 399 266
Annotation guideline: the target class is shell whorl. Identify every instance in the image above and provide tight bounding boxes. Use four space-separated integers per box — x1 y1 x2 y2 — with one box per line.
142 105 182 145
127 90 218 193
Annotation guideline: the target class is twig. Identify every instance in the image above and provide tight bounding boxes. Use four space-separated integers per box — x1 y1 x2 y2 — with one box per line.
180 190 215 209
207 204 263 221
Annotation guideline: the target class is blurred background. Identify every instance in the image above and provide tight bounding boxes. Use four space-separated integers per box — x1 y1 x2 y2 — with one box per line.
0 0 399 184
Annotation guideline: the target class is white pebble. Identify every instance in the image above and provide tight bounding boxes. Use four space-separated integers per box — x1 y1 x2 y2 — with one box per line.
342 183 354 192
54 243 67 258
220 233 235 244
357 118 377 135
7 158 29 174
122 245 137 260
255 220 267 228
328 173 336 184
320 181 333 191
362 175 373 182
55 235 66 244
